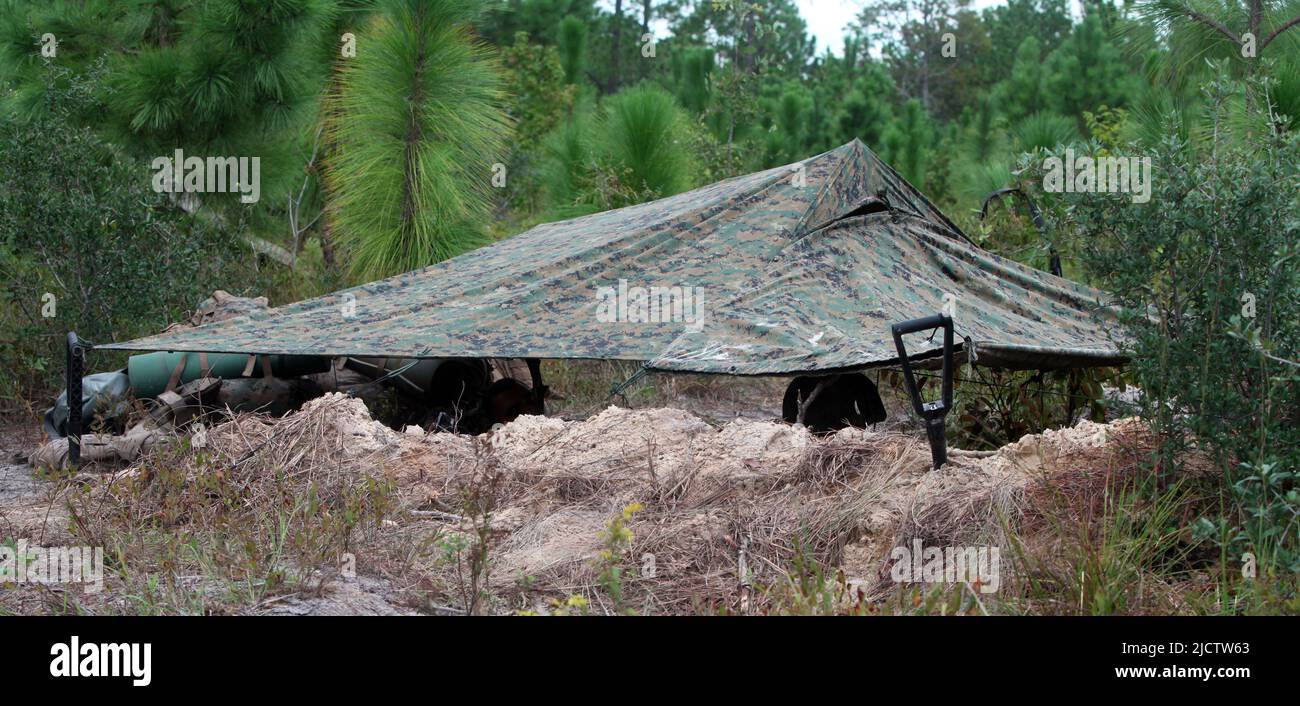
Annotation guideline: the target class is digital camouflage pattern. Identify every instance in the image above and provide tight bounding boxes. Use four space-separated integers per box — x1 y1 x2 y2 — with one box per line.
102 140 1126 374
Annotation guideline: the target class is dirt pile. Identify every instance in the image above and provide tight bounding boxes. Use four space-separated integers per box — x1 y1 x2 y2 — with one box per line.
98 398 1155 614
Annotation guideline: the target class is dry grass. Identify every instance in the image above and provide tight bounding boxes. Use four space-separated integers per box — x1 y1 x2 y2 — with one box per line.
5 390 1227 616
59 395 412 613
985 426 1219 615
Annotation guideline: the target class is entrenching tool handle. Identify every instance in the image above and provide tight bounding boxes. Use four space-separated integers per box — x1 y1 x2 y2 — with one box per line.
890 314 954 469
66 332 85 467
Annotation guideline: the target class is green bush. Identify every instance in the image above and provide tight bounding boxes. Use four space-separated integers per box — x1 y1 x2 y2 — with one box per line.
540 84 695 217
0 66 258 408
1063 75 1300 578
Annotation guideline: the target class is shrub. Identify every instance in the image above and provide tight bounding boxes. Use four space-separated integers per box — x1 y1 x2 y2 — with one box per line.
0 66 257 408
540 84 696 217
1062 74 1300 578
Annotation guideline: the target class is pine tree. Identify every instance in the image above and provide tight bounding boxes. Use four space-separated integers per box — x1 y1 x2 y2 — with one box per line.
558 15 587 85
325 0 509 281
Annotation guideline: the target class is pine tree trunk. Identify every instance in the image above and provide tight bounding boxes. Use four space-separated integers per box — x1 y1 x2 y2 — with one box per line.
319 219 337 270
610 0 623 93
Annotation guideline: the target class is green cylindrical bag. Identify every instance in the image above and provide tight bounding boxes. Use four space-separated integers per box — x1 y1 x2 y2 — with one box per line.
127 351 331 398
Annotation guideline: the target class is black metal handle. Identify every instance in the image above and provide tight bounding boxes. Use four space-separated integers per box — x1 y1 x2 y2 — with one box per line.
66 332 85 467
890 314 954 469
891 314 954 418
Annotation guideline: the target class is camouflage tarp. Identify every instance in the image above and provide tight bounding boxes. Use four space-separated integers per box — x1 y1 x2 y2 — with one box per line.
100 140 1126 374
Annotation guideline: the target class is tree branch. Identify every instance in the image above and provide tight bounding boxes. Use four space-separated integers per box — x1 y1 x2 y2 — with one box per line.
1184 9 1241 43
1262 15 1300 49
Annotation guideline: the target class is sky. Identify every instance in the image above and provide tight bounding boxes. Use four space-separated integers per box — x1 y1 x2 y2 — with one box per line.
602 0 1081 59
797 0 1022 56
796 0 862 56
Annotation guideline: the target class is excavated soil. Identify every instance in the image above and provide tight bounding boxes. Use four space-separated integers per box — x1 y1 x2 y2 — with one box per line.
1 393 1157 614
264 394 1152 612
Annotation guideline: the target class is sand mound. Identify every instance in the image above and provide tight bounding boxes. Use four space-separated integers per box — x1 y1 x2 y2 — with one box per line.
112 397 1156 614
296 393 402 458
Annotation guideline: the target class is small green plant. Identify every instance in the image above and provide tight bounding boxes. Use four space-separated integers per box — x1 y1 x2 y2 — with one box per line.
596 501 642 615
539 84 696 217
761 536 880 616
440 463 501 616
549 594 592 616
325 0 509 281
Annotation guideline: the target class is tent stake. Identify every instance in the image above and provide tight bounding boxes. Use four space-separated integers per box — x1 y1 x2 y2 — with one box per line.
891 314 955 470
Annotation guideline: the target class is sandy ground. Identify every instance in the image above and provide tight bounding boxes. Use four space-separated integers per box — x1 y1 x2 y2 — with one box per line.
0 423 61 537
1 391 1152 615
